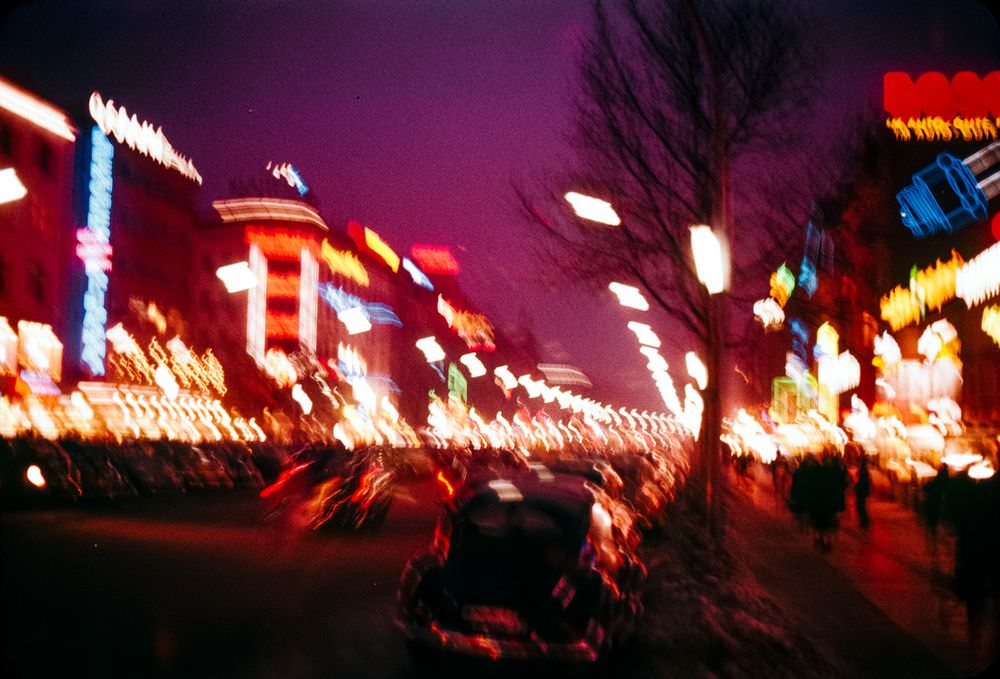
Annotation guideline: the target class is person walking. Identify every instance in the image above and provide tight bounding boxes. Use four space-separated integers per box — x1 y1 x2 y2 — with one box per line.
854 455 871 530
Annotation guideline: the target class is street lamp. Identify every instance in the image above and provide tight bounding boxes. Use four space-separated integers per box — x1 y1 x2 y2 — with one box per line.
564 191 621 226
689 225 725 294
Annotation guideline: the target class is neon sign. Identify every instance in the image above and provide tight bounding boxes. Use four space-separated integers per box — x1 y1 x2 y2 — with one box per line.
76 229 113 272
437 296 495 351
956 241 1000 307
883 71 1000 119
318 284 402 327
885 117 998 142
411 244 460 276
80 127 114 377
266 161 308 196
348 222 400 273
89 91 202 184
245 227 317 259
402 257 434 290
320 239 369 286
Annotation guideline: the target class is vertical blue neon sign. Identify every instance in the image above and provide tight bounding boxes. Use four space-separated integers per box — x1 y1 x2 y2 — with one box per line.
80 126 114 376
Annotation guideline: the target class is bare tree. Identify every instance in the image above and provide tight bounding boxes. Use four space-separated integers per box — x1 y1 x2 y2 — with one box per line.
516 0 824 528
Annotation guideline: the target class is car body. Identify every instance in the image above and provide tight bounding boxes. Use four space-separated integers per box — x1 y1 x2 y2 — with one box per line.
398 471 645 665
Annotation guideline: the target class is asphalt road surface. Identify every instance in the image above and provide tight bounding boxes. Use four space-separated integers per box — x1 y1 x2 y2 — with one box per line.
1 481 442 679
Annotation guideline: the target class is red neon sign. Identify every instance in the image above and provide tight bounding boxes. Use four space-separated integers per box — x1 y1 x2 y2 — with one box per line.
411 244 460 275
883 71 1000 119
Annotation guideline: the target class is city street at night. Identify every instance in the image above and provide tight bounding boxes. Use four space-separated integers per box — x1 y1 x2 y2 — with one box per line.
3 0 1000 677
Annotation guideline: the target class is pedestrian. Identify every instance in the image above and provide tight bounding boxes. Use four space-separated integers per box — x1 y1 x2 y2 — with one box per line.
923 464 948 560
854 455 871 530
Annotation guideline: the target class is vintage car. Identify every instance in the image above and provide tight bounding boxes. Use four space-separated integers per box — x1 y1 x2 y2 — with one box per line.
397 471 645 666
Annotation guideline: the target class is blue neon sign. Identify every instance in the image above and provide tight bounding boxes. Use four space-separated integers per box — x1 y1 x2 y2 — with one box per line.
80 126 114 376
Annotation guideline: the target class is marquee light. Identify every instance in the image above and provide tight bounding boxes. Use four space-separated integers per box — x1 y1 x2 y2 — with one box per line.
564 191 621 226
245 227 319 259
266 161 308 196
494 365 518 391
626 321 661 348
416 336 446 363
0 168 27 205
411 244 460 275
608 282 649 310
537 363 593 387
214 198 328 231
402 257 434 291
956 241 1000 307
215 261 256 293
320 239 369 286
89 91 201 184
80 127 114 377
0 78 75 141
460 352 487 378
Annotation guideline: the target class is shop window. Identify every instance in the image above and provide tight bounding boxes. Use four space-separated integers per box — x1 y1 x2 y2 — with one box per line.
28 261 45 302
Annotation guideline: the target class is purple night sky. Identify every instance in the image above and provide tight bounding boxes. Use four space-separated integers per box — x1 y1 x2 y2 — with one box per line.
1 0 997 410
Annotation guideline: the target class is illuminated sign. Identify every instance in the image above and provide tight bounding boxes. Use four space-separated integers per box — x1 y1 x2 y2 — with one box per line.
460 353 487 378
318 284 402 327
214 198 328 231
348 221 400 272
881 251 964 330
0 77 76 141
897 152 988 237
266 311 299 340
416 336 446 363
266 161 308 196
885 116 998 142
267 272 300 298
411 244 460 276
320 239 369 286
983 305 1000 347
402 257 434 291
0 167 27 205
957 241 1000 307
0 317 16 375
880 286 923 331
769 264 795 306
80 126 114 377
437 296 495 351
883 71 1000 119
75 229 113 272
17 321 62 383
245 227 317 260
89 91 202 184
299 248 318 353
447 363 468 403
247 244 267 362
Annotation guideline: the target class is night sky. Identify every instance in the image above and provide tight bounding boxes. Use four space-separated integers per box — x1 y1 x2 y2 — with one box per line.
1 0 997 410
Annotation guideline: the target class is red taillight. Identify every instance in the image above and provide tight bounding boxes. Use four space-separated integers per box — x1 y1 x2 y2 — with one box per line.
435 470 454 497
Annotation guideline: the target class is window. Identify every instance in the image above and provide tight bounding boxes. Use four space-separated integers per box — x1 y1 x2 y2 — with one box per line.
36 137 52 175
28 262 45 303
0 123 12 157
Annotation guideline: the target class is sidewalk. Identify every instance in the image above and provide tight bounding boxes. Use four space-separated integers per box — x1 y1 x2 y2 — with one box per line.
726 466 992 677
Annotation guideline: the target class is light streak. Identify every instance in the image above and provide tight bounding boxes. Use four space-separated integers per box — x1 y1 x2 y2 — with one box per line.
564 191 621 226
753 298 785 330
214 198 328 231
246 244 267 363
460 352 487 378
266 161 309 196
690 225 725 294
0 167 27 205
410 244 460 275
88 91 200 183
416 336 446 363
215 261 256 293
608 282 649 310
401 257 434 290
685 352 707 390
299 247 318 353
627 321 661 347
320 240 369 286
956 241 1000 307
0 78 75 140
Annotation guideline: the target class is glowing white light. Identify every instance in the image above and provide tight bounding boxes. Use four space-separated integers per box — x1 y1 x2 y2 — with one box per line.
460 353 487 378
338 307 372 335
956 241 1000 307
753 297 784 330
215 261 256 293
685 351 707 390
536 363 592 387
609 282 649 310
212 198 328 231
154 363 179 399
0 168 27 205
0 78 76 140
494 365 518 390
25 464 46 488
291 383 313 415
969 461 996 480
639 345 668 372
89 92 201 184
246 244 267 364
564 191 621 226
416 336 446 363
299 248 318 352
627 321 661 347
874 331 901 366
690 225 725 294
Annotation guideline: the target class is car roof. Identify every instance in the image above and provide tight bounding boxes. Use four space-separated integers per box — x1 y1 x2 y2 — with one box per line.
455 471 596 528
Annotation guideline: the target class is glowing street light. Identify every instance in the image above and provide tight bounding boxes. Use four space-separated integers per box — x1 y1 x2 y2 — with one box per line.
564 191 621 226
0 168 27 205
690 225 725 294
609 282 649 310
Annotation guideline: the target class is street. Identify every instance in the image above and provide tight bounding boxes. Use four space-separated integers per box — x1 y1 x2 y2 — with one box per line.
1 482 441 678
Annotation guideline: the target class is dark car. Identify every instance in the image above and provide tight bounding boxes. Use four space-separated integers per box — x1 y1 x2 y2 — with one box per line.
397 471 645 666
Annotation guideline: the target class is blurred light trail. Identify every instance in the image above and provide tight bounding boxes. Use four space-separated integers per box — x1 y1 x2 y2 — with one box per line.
690 225 725 294
0 77 75 140
215 261 257 292
0 167 27 204
609 282 649 310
